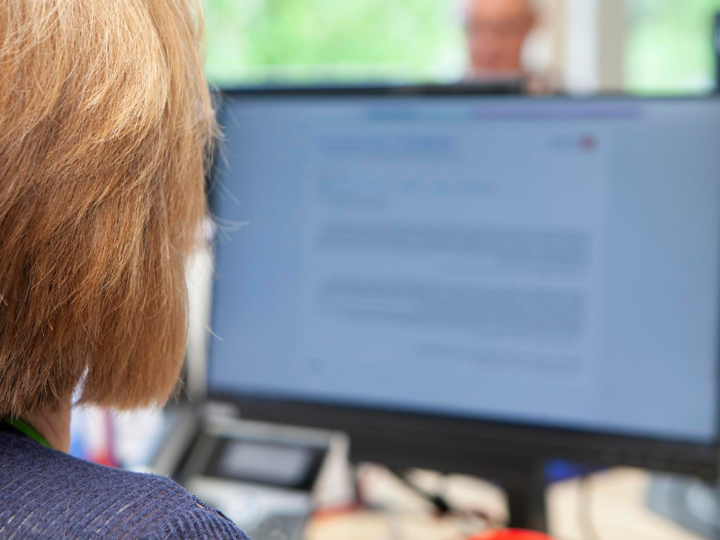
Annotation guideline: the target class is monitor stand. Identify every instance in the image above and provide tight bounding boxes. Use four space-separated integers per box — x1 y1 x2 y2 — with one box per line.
647 474 720 539
496 461 548 531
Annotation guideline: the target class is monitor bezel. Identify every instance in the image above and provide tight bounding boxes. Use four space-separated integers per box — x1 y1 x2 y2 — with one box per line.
206 86 720 481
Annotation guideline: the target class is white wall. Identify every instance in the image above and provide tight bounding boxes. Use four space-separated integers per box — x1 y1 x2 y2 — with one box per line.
551 0 627 93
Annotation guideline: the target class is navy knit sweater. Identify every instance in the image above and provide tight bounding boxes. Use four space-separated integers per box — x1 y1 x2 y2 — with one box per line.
0 426 249 540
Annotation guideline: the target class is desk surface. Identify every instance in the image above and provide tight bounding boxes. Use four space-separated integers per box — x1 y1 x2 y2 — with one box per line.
112 409 707 540
306 467 706 540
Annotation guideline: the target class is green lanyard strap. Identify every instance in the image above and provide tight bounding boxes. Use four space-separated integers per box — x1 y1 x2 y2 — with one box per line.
2 417 51 449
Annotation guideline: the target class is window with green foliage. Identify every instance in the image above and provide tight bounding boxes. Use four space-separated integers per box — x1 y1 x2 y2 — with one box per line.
203 0 465 87
626 0 720 93
204 0 720 93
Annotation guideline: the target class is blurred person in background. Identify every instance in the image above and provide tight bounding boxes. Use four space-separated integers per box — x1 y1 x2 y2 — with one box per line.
0 1 247 538
463 0 553 93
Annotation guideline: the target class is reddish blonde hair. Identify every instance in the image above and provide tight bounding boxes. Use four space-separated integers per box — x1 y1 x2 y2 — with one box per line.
0 0 215 416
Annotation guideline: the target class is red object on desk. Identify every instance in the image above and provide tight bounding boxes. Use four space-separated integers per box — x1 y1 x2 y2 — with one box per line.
469 530 554 540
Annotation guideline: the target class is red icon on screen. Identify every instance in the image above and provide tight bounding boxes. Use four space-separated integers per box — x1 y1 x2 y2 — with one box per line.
579 135 598 152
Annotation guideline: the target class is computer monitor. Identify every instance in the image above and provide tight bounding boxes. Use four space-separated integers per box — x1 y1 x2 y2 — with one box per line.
207 88 720 496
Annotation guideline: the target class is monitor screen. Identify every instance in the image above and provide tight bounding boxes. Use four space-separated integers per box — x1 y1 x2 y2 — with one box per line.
208 94 720 447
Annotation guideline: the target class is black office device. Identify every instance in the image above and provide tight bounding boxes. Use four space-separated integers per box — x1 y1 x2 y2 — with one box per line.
207 87 720 529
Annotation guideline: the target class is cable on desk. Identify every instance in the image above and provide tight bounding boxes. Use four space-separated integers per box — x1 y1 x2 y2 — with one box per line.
309 464 503 539
387 467 505 530
388 467 452 515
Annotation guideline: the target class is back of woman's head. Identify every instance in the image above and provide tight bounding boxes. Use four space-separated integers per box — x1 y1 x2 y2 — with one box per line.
0 0 215 417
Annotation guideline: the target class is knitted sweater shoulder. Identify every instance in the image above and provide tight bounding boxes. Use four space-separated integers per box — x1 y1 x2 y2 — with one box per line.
0 429 249 540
